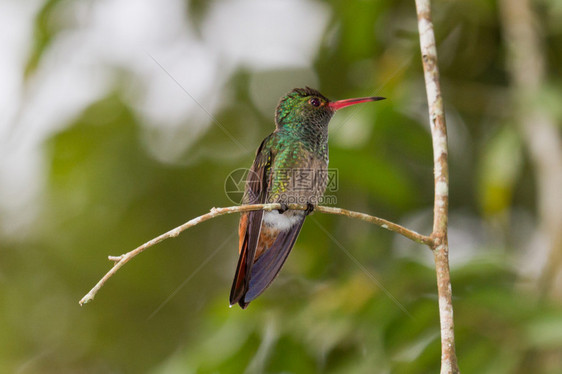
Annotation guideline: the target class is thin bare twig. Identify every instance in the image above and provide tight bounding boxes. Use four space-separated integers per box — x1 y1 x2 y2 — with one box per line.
415 0 459 373
79 203 431 306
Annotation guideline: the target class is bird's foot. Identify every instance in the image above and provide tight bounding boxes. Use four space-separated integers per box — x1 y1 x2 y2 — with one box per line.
305 203 315 216
277 203 289 214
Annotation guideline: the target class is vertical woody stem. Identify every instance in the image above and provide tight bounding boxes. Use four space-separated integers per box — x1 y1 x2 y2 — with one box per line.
499 0 562 298
414 0 459 372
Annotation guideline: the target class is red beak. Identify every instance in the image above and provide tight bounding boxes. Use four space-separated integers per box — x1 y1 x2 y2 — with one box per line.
328 96 386 111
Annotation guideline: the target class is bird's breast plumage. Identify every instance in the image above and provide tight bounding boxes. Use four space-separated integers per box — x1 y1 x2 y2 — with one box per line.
267 149 328 205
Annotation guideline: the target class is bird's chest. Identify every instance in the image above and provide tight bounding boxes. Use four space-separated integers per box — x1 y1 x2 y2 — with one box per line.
266 141 328 204
267 164 328 204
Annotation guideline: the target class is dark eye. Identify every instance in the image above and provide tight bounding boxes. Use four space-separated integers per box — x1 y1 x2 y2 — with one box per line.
309 97 321 107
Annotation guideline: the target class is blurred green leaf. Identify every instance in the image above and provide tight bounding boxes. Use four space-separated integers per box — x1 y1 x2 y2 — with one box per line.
526 311 562 348
477 125 523 216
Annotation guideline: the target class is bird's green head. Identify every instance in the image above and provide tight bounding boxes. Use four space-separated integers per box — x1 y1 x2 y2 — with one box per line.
275 87 332 133
274 87 385 139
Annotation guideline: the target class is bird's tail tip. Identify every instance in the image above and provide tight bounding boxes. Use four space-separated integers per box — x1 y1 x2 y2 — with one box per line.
228 298 250 309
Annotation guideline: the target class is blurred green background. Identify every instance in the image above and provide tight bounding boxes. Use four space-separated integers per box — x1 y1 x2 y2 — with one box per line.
1 0 562 373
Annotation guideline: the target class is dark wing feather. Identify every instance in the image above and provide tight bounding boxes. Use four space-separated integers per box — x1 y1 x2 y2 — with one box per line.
229 137 272 307
243 214 306 304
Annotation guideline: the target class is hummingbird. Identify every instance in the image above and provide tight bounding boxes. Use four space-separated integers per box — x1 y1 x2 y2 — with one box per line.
230 87 385 308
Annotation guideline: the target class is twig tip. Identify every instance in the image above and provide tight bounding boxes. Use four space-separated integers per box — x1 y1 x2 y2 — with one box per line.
79 295 93 306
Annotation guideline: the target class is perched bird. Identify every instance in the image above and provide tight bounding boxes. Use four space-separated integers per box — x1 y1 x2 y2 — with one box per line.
230 87 385 308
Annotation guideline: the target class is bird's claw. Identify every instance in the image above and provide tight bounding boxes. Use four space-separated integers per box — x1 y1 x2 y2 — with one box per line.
305 203 315 216
277 203 289 214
